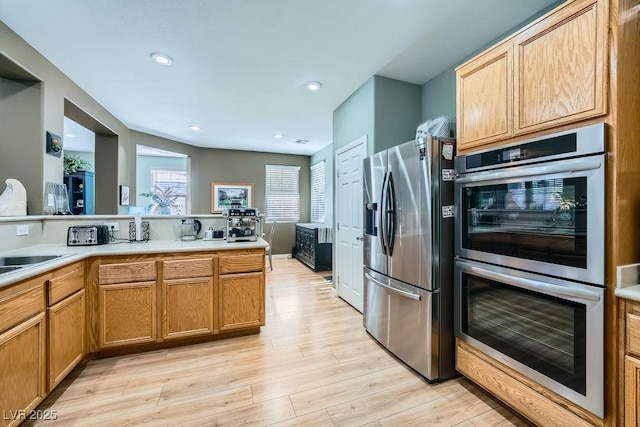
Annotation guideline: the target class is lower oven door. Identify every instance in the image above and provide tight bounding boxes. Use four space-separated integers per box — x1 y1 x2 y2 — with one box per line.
454 259 604 417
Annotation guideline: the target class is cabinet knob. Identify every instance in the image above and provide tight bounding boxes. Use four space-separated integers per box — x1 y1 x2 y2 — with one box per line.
356 236 363 241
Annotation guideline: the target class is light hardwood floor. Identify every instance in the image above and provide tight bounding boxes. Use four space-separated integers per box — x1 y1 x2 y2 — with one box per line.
29 258 529 427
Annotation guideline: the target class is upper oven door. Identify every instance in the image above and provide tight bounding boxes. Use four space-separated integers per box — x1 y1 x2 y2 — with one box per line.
455 154 605 285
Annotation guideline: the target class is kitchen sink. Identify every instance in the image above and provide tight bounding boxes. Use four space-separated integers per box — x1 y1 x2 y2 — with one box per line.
0 255 64 266
0 254 71 277
0 265 22 274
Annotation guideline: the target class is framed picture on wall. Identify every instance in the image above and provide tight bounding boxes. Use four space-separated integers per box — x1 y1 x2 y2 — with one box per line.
119 185 130 206
211 182 254 213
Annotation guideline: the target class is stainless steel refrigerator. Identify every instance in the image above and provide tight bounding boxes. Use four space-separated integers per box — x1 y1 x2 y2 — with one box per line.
363 135 456 381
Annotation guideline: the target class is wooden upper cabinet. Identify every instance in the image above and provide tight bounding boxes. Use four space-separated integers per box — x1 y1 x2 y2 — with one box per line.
456 45 513 149
455 0 607 152
514 0 607 133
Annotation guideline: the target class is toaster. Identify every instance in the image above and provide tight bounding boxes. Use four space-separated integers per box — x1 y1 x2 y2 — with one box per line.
67 225 110 246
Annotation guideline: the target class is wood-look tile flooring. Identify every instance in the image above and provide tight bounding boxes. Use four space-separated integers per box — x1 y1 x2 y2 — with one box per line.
30 258 529 426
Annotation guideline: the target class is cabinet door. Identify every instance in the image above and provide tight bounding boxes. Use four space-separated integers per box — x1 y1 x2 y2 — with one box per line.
162 277 214 339
98 281 156 348
0 313 46 427
514 0 606 133
625 355 640 427
219 272 264 331
48 290 85 390
456 44 513 150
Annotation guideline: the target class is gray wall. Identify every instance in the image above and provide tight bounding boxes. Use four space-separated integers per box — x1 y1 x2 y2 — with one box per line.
0 78 43 214
132 131 309 255
310 143 334 227
0 20 131 214
191 148 310 255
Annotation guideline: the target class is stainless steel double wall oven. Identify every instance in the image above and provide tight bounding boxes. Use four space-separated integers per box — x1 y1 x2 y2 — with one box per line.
454 123 606 417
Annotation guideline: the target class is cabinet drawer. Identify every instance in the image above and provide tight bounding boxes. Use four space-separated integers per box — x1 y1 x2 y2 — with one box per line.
0 284 45 333
99 261 157 285
627 312 640 357
163 258 213 280
219 253 263 274
48 266 84 305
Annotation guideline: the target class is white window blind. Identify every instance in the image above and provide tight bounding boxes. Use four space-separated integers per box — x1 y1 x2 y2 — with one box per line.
265 165 300 222
310 161 325 223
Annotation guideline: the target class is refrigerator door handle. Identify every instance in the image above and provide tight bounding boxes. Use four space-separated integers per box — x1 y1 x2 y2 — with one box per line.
386 171 396 256
365 272 422 301
379 172 388 254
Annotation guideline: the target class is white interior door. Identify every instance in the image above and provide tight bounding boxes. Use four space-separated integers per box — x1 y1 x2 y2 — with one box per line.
335 136 367 312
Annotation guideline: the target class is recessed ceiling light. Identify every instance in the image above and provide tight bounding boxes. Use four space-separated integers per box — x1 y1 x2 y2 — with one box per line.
64 134 75 138
273 133 284 139
189 125 201 131
150 52 173 66
305 81 322 92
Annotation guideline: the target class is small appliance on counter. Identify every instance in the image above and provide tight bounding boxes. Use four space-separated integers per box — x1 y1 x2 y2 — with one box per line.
203 227 225 240
67 225 110 246
225 207 259 242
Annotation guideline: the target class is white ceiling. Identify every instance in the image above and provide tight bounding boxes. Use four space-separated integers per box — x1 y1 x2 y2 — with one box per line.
0 0 556 156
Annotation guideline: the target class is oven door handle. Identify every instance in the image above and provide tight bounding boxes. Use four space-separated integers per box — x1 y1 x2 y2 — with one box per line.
455 160 602 184
365 272 422 301
459 262 601 302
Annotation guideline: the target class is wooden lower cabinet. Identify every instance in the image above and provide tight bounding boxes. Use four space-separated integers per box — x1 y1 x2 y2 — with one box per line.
48 289 85 390
219 272 264 331
98 281 157 348
0 313 46 427
162 277 214 339
625 355 640 427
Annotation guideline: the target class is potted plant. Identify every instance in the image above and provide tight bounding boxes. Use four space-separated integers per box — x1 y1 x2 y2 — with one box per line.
63 154 93 174
139 186 178 214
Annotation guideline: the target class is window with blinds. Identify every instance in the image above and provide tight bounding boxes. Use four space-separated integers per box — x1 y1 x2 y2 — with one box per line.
265 165 300 222
310 161 325 223
150 169 187 215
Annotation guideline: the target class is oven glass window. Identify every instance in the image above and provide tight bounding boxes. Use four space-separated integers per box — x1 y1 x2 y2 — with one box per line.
462 177 587 268
461 272 586 394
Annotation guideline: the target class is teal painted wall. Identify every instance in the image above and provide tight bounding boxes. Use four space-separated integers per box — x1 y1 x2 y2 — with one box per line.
310 143 334 226
421 71 457 131
333 77 375 154
373 76 422 152
421 0 566 135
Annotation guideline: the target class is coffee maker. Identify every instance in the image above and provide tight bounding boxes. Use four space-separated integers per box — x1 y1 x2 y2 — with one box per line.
225 208 259 242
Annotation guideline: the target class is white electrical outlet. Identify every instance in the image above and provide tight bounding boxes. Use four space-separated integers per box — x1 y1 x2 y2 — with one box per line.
16 224 29 236
104 222 119 231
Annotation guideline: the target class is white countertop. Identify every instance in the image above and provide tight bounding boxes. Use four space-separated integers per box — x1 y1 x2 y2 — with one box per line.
0 238 268 288
616 263 640 302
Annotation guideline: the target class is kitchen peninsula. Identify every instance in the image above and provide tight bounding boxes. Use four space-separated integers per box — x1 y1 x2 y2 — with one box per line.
0 226 267 427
